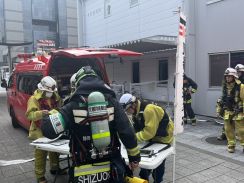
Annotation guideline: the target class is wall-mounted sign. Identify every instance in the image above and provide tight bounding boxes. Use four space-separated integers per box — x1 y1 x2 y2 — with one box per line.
37 40 55 52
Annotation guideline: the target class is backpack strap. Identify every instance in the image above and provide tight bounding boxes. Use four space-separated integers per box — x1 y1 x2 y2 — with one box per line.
73 95 114 125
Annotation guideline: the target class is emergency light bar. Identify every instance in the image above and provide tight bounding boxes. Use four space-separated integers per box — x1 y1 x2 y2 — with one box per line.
17 53 35 61
17 52 49 63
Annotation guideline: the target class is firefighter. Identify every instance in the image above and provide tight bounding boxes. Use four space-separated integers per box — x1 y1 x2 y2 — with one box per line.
183 74 198 125
119 93 174 183
218 68 241 153
235 64 244 152
26 76 64 183
41 66 141 183
235 64 244 83
1 78 7 90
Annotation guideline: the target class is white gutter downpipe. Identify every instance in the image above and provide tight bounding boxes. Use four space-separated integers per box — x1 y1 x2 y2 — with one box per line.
77 0 86 47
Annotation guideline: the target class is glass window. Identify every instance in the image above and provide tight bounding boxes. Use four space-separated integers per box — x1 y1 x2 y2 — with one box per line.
17 74 42 95
104 0 111 18
32 0 57 21
159 60 168 81
132 62 140 83
8 75 14 88
230 52 244 68
17 75 25 93
209 53 228 87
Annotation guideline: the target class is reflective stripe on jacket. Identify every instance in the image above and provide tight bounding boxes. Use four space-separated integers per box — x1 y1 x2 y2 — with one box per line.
183 76 197 103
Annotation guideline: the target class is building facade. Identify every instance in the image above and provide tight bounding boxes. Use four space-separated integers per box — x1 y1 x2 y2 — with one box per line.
0 0 78 68
77 0 244 117
185 0 244 116
77 0 183 103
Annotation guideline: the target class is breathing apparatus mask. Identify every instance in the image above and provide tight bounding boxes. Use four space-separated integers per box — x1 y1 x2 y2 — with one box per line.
45 91 53 98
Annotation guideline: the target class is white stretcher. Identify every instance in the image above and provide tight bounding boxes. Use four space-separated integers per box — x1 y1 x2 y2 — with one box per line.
121 142 174 169
30 138 174 169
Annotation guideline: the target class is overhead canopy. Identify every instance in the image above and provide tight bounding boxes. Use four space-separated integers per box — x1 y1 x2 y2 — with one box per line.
105 35 177 53
51 47 142 58
0 42 33 47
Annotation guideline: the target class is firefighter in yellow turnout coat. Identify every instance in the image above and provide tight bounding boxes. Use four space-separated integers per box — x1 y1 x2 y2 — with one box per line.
217 68 242 153
120 93 174 183
26 76 63 183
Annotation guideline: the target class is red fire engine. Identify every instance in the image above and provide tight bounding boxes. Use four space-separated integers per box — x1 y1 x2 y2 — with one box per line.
5 48 141 129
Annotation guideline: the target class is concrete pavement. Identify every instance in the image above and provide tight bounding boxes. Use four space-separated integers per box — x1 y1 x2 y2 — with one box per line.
0 93 244 182
177 117 244 163
162 115 244 183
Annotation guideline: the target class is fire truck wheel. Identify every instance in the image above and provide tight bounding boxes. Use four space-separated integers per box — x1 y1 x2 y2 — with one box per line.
10 108 20 128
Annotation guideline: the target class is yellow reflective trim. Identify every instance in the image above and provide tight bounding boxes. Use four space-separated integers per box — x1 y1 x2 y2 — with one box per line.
224 111 230 120
31 113 35 120
74 161 110 171
191 89 197 93
74 167 110 177
127 146 140 156
92 132 110 140
75 164 92 170
184 99 192 104
137 132 145 142
93 161 110 166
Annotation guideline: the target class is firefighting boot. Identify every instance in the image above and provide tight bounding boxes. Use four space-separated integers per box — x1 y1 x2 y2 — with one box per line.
183 118 187 125
217 133 227 141
191 119 196 126
37 177 47 183
227 146 235 153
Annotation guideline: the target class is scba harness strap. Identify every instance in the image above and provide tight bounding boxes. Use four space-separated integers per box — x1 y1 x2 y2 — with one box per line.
71 93 117 158
69 93 120 183
72 106 114 125
72 96 115 158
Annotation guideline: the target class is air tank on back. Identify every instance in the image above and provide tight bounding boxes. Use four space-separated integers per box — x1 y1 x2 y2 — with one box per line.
88 91 111 151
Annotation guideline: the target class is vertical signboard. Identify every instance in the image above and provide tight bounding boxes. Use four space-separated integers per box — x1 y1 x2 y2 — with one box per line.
174 13 186 134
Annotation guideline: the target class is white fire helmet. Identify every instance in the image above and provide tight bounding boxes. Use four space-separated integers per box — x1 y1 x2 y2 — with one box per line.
235 64 244 72
38 76 57 92
70 73 77 90
119 93 136 110
224 68 238 78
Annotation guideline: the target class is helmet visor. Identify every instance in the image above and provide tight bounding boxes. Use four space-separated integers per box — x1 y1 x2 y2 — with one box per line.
122 96 136 110
38 82 57 92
